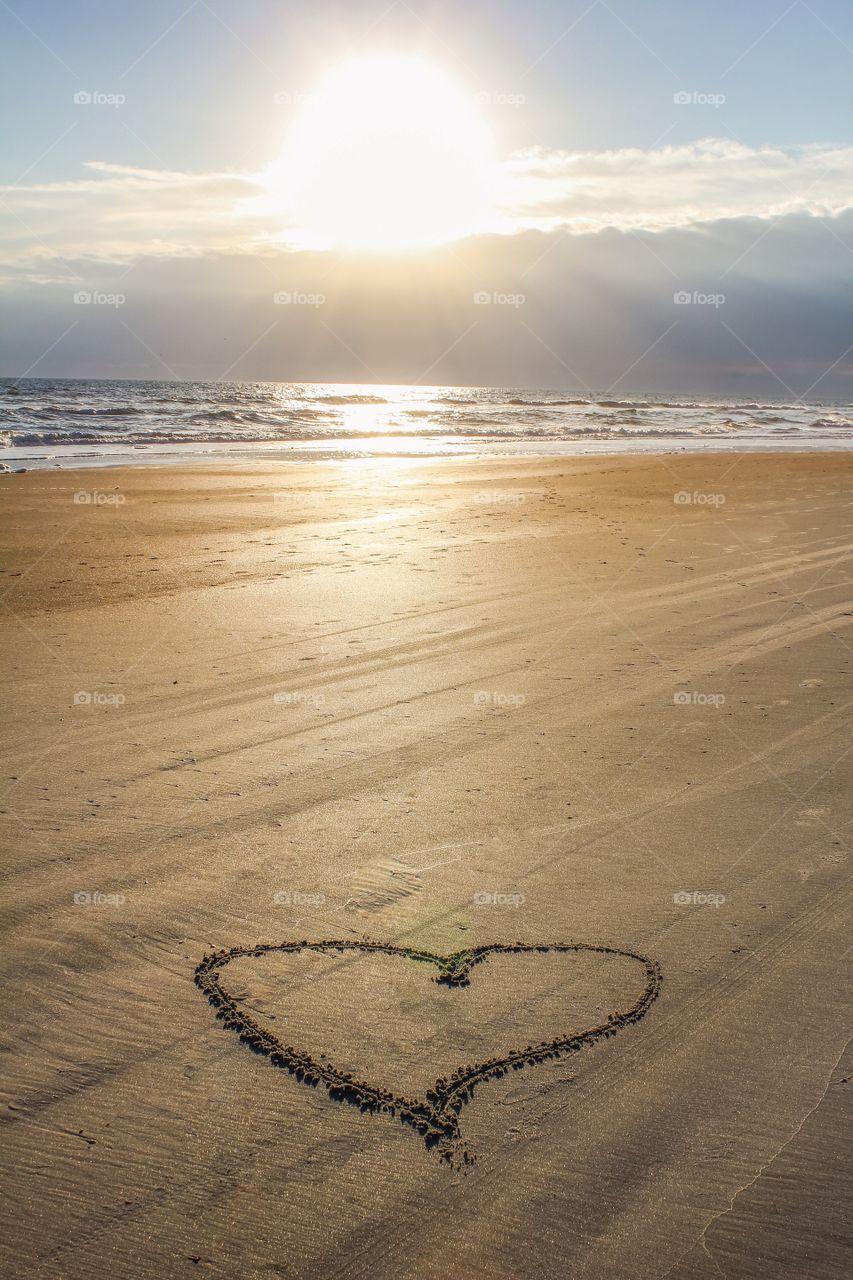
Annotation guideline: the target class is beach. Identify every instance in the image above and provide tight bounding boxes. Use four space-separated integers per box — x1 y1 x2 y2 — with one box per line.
1 451 850 1279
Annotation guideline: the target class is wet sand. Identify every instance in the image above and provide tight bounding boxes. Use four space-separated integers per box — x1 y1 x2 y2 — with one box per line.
1 452 850 1278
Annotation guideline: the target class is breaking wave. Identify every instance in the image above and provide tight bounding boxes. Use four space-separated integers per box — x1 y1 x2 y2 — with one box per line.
2 378 851 468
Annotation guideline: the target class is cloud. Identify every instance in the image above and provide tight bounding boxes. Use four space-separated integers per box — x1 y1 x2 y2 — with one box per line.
1 133 851 391
497 139 853 233
3 210 851 393
0 162 269 275
2 140 852 279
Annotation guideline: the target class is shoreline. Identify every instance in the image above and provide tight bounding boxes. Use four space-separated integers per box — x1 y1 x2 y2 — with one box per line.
5 434 853 473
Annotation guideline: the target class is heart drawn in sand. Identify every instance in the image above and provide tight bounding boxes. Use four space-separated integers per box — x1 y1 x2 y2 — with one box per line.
194 940 662 1163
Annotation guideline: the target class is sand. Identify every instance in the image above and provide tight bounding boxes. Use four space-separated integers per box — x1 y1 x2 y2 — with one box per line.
1 452 850 1279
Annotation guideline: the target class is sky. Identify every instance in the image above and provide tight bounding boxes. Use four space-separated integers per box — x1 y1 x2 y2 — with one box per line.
1 0 852 393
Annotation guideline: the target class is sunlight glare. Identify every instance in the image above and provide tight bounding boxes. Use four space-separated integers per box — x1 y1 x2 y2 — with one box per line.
269 55 497 251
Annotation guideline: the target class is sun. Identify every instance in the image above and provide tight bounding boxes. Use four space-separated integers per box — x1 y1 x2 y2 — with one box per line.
268 54 497 251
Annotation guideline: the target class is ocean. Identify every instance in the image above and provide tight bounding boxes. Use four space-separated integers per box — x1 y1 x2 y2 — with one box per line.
2 378 851 470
